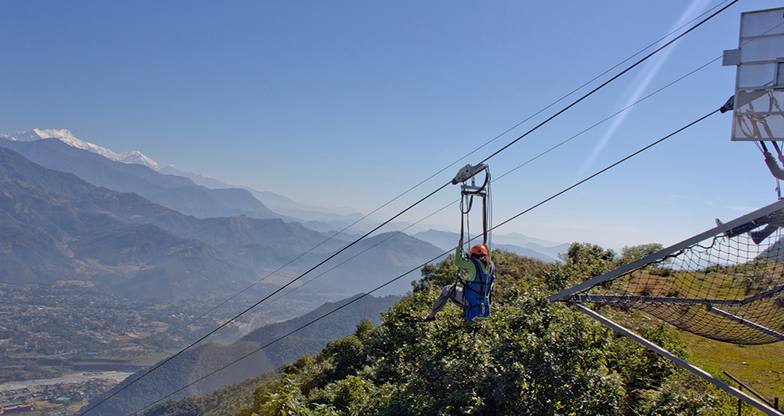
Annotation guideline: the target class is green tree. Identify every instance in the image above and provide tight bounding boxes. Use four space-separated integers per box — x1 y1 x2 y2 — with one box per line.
238 376 338 416
213 250 714 415
145 399 200 416
617 243 664 268
542 242 616 291
414 256 459 292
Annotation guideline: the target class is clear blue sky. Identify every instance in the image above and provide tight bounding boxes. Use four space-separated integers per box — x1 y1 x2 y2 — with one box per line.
2 0 783 251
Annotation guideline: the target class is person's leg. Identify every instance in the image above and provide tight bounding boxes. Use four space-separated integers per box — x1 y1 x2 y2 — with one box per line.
425 285 456 321
452 286 468 308
716 218 763 238
750 224 779 244
766 209 784 228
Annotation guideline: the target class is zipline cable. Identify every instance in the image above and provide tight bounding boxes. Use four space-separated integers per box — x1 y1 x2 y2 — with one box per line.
253 0 738 323
153 0 737 346
275 34 751 314
138 0 735 343
82 4 736 414
163 42 726 347
263 201 456 308
129 107 721 416
217 47 730 310
79 182 450 416
496 57 721 181
290 54 723 300
477 0 737 166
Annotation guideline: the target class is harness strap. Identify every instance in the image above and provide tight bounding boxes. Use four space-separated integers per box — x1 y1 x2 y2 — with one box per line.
447 275 464 303
450 275 492 298
773 142 784 163
464 284 488 295
482 191 488 246
466 258 494 296
460 211 465 248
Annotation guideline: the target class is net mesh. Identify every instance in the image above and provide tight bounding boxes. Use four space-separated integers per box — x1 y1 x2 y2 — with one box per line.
564 208 784 345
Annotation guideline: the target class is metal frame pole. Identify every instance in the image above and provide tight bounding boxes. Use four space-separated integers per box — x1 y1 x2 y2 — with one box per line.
575 305 784 416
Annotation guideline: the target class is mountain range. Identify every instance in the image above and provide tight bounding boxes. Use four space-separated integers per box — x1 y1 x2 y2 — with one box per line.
0 129 565 299
1 129 377 233
412 229 567 263
6 128 160 169
0 135 283 222
0 144 443 300
0 130 568 255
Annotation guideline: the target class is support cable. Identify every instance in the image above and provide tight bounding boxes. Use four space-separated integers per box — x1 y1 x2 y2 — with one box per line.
81 4 736 413
154 0 736 348
477 0 737 166
222 49 727 311
128 107 720 416
79 182 448 416
489 109 719 235
140 0 734 345
495 57 720 182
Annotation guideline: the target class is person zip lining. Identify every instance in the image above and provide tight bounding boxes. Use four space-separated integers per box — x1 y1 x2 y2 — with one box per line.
424 163 496 323
423 239 494 322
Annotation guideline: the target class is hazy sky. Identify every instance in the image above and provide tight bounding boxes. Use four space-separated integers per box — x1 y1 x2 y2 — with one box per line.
2 1 783 250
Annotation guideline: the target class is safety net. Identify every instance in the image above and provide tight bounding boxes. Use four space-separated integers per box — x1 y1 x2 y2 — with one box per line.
551 200 784 345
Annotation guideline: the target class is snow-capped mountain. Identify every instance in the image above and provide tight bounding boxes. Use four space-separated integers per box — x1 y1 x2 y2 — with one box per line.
3 128 160 170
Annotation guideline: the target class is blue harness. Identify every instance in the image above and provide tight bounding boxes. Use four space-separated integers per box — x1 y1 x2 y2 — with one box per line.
462 258 495 323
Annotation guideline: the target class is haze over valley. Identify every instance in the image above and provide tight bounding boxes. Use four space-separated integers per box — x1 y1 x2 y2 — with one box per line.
0 129 567 414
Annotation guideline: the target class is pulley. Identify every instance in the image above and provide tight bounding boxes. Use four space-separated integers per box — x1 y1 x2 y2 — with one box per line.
453 163 491 250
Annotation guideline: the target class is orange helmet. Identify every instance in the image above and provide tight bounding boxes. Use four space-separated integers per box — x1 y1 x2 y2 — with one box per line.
470 244 488 257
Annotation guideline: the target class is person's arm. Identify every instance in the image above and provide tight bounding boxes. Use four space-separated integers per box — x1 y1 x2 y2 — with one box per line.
454 246 472 269
764 152 784 180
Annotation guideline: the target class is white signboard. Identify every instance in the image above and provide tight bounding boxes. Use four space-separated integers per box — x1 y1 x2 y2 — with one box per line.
725 7 784 141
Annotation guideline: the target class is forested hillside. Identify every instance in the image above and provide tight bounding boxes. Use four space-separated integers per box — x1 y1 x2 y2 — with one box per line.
85 294 402 416
139 246 746 416
0 146 443 301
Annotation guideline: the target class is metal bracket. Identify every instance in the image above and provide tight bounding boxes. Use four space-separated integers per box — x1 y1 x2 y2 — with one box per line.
452 163 488 185
723 49 741 66
460 184 486 196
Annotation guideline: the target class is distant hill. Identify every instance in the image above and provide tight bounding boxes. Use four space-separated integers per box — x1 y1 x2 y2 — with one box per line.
413 229 567 263
493 243 558 263
87 293 401 416
0 146 260 298
0 137 281 221
0 146 442 300
0 133 399 238
311 231 448 295
160 164 380 235
758 236 784 262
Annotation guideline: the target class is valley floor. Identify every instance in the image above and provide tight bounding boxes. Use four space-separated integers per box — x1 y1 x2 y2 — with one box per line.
0 371 130 416
0 371 132 393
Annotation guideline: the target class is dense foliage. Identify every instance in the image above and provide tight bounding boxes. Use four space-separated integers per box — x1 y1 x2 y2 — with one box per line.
221 245 740 416
88 295 401 416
